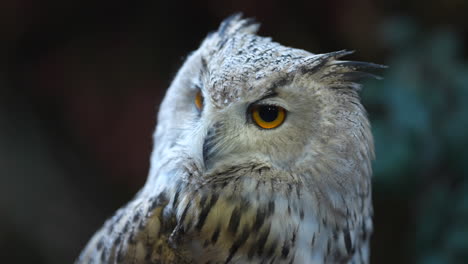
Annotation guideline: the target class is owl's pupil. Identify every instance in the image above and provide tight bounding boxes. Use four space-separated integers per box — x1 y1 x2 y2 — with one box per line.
258 105 279 122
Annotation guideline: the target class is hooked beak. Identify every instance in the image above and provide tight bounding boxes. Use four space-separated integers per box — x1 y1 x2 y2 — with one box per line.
202 125 217 169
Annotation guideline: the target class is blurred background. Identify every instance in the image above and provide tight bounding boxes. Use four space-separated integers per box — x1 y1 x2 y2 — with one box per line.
1 0 467 263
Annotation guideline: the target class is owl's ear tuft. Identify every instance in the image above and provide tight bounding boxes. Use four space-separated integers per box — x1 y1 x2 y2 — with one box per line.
217 13 260 38
299 50 387 91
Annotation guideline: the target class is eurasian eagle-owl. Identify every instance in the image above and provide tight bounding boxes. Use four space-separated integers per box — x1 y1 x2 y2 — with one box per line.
77 14 381 264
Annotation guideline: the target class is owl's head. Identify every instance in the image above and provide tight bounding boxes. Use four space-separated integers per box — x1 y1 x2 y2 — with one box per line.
151 14 382 186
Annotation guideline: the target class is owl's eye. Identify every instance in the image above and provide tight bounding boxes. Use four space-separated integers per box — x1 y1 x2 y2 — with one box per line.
251 104 286 129
195 90 204 111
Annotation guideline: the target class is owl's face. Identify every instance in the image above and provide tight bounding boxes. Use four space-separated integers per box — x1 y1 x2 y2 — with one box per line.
188 78 319 172
152 17 377 186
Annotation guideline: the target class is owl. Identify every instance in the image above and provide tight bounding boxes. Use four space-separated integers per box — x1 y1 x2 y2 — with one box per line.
76 14 381 264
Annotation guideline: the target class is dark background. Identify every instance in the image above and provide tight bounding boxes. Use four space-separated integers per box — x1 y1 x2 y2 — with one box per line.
1 0 467 263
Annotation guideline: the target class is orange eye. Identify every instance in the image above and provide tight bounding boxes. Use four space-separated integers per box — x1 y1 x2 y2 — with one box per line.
251 104 286 129
195 90 204 111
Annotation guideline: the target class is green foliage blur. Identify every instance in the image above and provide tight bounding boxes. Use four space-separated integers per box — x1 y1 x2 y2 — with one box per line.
363 18 468 264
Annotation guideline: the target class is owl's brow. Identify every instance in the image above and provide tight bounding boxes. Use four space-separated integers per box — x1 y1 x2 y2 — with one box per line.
270 76 293 90
254 91 279 104
257 75 293 100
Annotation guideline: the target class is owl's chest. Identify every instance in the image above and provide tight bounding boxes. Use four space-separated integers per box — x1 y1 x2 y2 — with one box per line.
168 178 354 264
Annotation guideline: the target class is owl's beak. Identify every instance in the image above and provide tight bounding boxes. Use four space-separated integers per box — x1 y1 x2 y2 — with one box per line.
202 125 218 170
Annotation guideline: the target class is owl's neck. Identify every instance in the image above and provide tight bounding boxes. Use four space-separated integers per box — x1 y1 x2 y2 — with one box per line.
138 159 368 263
132 142 372 261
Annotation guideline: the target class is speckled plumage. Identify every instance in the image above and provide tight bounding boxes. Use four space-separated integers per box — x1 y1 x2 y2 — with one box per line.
77 14 382 264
